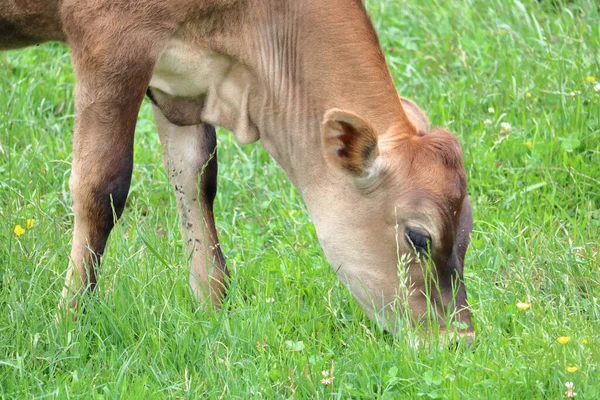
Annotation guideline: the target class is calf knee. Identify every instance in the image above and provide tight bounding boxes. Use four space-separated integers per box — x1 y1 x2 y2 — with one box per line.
69 164 132 236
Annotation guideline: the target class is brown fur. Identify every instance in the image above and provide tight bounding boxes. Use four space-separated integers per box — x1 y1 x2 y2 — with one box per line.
1 0 474 338
0 1 64 48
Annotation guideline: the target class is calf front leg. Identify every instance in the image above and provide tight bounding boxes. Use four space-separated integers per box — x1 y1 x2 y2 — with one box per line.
153 106 229 307
59 13 163 314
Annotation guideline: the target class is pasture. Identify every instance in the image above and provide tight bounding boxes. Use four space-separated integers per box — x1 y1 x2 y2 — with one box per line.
1 0 598 398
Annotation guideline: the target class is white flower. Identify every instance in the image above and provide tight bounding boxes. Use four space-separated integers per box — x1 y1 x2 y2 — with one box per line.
500 122 511 132
320 360 335 386
565 382 577 398
594 83 600 92
488 107 495 114
484 119 493 126
265 297 275 303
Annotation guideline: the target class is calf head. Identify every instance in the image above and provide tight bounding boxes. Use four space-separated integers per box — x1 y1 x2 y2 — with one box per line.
319 101 474 340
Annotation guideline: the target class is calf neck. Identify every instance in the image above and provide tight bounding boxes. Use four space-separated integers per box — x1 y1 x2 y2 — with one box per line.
1 0 474 339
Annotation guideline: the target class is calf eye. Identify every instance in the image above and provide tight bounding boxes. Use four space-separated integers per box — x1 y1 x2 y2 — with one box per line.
405 227 431 253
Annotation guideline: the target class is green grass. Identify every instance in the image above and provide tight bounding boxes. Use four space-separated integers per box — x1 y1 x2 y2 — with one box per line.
1 0 599 398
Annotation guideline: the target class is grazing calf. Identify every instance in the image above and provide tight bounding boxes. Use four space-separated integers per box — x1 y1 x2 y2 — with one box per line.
1 0 474 340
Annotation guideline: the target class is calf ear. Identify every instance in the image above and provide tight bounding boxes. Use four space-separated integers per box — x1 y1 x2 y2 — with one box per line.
322 109 380 177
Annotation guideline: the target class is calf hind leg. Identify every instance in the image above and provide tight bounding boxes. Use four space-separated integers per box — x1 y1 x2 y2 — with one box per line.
152 106 229 307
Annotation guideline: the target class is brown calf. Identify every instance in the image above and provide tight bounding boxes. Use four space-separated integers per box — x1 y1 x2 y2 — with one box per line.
1 0 474 341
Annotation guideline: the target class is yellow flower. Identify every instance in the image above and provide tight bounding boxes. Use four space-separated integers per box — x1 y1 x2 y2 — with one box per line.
14 225 25 236
516 302 531 310
557 336 571 345
526 92 532 98
525 141 532 149
26 218 35 229
586 76 595 82
566 366 579 373
581 339 588 345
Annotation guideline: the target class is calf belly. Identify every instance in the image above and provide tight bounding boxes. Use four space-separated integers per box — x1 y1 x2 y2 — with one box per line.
0 2 64 50
0 19 38 49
